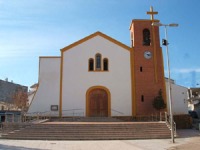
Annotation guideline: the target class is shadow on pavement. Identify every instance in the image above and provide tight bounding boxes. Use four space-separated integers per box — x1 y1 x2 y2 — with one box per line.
0 144 48 150
176 129 200 138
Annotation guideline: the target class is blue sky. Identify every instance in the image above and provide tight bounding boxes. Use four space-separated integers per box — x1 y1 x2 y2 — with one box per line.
0 0 200 88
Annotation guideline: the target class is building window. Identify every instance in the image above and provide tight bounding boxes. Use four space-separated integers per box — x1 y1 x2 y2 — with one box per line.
140 66 143 72
131 32 134 47
89 58 94 71
141 95 144 102
103 58 108 71
96 53 101 70
89 53 109 72
143 29 150 46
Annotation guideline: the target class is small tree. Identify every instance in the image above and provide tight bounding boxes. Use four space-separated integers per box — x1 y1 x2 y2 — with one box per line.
12 88 28 111
152 89 166 111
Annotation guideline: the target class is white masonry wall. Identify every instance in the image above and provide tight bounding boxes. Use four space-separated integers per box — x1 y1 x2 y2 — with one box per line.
28 57 60 116
61 35 132 116
165 81 188 115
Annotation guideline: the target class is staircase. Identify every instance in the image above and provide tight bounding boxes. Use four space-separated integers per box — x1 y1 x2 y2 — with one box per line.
1 121 171 140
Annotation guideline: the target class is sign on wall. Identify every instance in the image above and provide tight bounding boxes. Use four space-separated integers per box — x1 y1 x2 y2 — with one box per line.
51 105 58 111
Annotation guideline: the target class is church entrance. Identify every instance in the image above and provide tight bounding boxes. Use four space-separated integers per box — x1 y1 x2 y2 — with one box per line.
86 86 111 117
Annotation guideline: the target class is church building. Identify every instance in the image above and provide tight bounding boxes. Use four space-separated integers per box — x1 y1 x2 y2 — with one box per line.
28 7 167 118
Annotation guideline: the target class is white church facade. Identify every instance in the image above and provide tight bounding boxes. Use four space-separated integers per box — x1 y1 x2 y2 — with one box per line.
28 32 133 117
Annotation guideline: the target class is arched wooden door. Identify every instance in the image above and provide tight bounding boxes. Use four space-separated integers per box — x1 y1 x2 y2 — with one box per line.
88 88 108 117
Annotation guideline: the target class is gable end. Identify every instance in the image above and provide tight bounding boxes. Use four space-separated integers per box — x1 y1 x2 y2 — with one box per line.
61 31 131 52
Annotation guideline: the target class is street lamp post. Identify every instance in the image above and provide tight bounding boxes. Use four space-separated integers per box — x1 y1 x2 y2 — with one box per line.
152 22 178 143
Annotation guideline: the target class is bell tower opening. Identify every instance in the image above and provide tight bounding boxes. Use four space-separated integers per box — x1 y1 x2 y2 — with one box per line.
143 29 151 46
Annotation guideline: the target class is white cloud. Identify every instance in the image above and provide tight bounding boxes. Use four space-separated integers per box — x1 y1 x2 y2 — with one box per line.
171 68 200 73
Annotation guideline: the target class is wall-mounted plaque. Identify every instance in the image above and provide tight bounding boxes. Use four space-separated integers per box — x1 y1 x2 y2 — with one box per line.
51 105 58 111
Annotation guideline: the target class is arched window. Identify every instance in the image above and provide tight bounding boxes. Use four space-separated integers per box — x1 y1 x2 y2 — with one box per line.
95 53 101 70
89 58 94 71
143 29 150 46
103 58 108 71
88 53 109 72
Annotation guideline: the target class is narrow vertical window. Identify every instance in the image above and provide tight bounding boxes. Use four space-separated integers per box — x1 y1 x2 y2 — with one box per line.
131 32 134 47
143 29 150 46
140 66 143 72
141 95 144 102
89 58 94 71
103 58 108 71
96 53 101 70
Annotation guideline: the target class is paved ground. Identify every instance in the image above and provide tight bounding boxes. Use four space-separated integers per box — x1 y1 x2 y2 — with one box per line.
0 129 200 150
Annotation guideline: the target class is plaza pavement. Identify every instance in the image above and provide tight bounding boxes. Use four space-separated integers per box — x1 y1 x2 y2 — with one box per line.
0 129 200 150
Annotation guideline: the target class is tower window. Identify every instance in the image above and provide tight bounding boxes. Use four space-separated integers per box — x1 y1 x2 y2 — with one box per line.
131 32 134 47
96 53 101 70
143 29 150 46
141 95 144 102
140 66 143 72
103 58 108 71
89 58 94 71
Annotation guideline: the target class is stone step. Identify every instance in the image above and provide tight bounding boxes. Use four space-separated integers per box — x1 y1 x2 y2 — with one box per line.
10 130 169 134
8 128 169 133
50 117 123 122
3 136 170 140
3 133 170 137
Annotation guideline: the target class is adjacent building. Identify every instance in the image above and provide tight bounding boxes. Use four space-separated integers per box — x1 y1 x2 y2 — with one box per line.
165 78 188 115
0 79 28 122
188 87 200 117
0 79 28 104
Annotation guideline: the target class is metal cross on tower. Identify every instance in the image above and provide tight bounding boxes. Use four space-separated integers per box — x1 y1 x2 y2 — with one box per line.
147 6 158 21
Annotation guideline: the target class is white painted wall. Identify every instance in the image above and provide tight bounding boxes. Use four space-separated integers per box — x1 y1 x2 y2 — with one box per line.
27 57 60 116
62 35 132 116
165 81 188 115
28 92 34 106
28 86 37 106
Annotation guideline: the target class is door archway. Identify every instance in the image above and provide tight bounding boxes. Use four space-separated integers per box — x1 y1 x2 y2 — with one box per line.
86 86 111 117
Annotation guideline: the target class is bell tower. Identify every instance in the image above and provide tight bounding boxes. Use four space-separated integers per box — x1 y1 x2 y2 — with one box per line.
130 7 166 116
